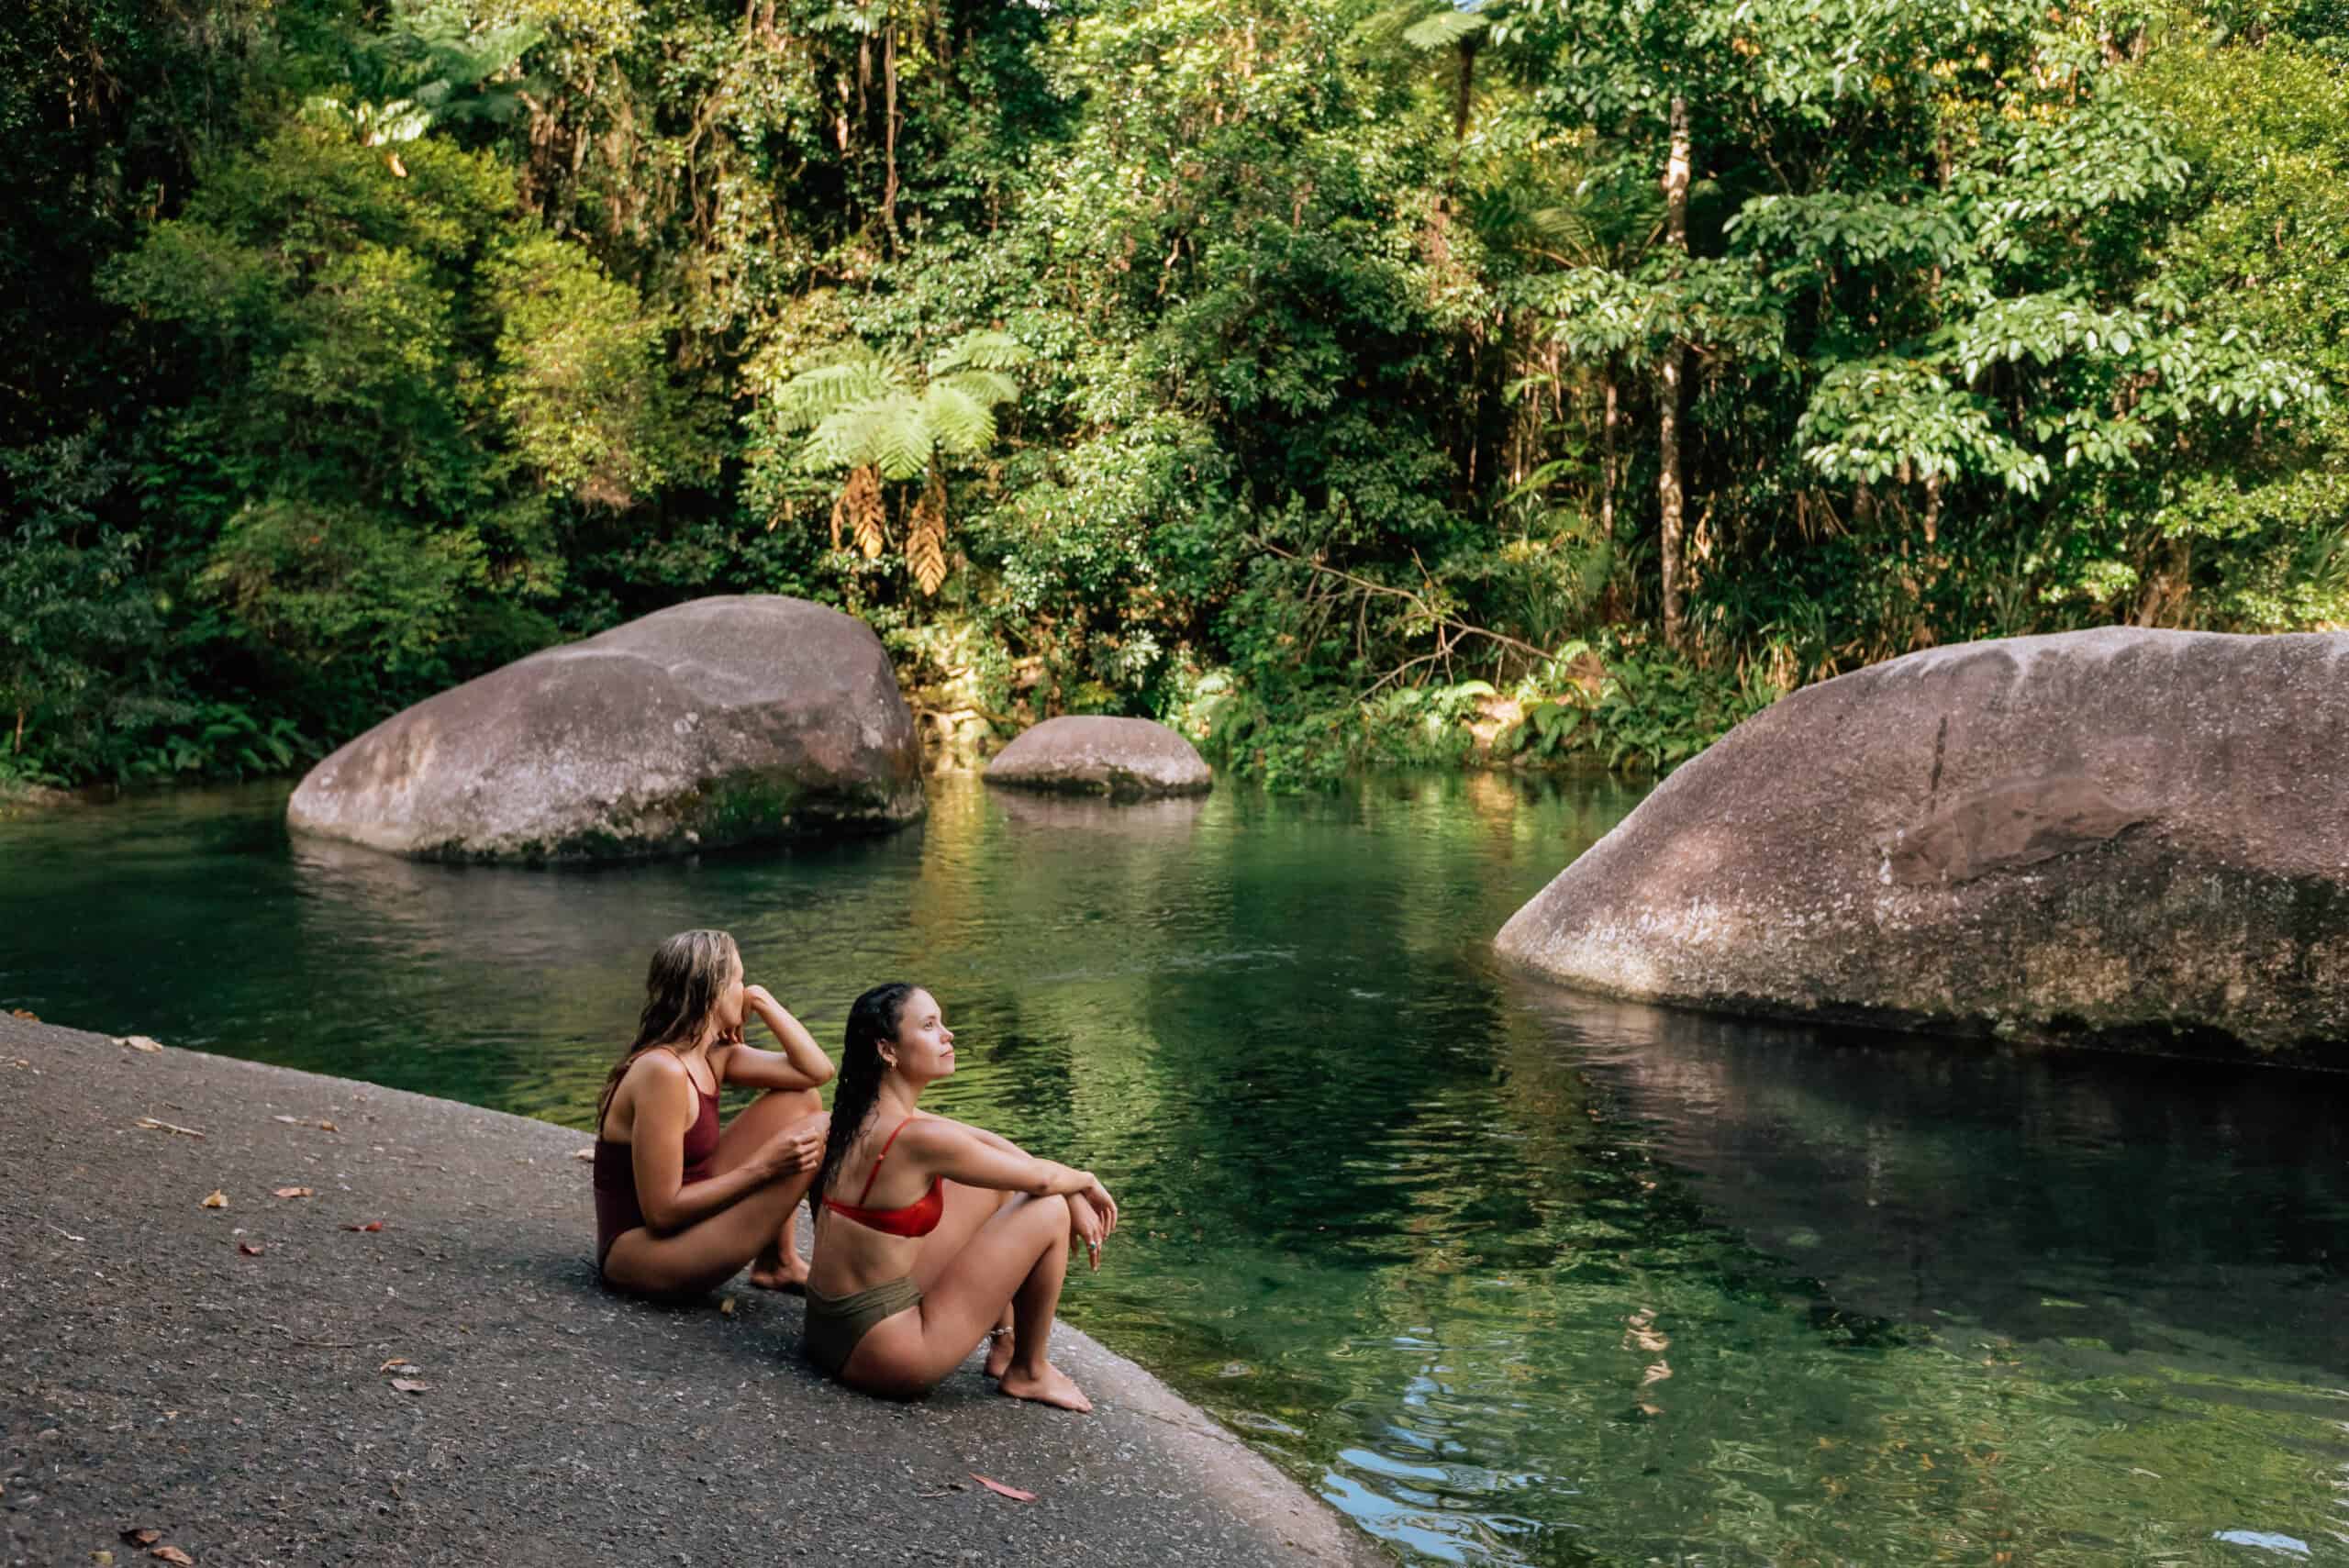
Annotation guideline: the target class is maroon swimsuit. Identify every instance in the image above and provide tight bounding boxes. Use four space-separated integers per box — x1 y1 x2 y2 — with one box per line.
594 1082 721 1273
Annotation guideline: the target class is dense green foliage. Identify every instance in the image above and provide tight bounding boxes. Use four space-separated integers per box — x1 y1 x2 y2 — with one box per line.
2 0 2342 786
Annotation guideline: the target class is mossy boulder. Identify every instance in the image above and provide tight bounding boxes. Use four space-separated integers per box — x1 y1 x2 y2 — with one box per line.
287 595 924 862
1496 628 2349 1062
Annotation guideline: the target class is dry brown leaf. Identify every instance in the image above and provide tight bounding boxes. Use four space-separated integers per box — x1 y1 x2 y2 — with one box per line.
273 1186 313 1199
238 1242 264 1257
378 1358 414 1373
318 1120 339 1133
116 1035 163 1053
970 1473 1036 1502
386 151 407 179
271 1115 336 1131
120 1529 161 1547
200 1190 227 1209
389 1379 429 1395
11 1008 39 1021
345 1220 384 1232
150 1548 194 1566
718 1296 737 1317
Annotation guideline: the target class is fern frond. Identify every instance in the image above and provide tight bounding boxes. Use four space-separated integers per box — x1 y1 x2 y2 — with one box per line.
1402 6 1486 50
930 329 1033 374
772 356 902 429
921 384 997 457
930 368 1019 408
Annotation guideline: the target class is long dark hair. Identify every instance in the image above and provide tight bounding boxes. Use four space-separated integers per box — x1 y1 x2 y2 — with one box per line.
596 929 740 1129
814 982 918 1203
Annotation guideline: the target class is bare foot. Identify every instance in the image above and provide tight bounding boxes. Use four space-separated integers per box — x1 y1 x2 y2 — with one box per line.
998 1362 1091 1413
985 1329 1016 1379
748 1244 809 1294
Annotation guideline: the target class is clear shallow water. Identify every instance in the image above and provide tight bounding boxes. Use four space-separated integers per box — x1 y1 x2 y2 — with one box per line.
5 773 2347 1566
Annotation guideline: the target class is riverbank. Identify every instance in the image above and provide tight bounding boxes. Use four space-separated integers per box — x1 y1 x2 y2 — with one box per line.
0 1014 1383 1568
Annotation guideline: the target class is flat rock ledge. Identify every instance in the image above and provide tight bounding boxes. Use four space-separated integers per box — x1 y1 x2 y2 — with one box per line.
288 595 926 862
0 1013 1379 1568
985 717 1212 801
1496 628 2349 1063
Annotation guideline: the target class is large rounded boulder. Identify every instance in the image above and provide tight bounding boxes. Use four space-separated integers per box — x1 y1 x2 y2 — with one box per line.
1496 628 2349 1061
983 716 1211 801
288 595 925 862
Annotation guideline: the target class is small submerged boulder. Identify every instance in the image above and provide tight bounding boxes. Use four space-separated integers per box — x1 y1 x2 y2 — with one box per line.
984 716 1211 801
288 595 925 862
1495 628 2349 1062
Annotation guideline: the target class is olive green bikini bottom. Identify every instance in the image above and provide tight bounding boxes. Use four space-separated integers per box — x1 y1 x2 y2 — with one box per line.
804 1276 923 1379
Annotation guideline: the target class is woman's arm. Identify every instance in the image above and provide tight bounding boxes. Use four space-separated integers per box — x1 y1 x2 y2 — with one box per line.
901 1119 1097 1200
932 1115 1117 1238
716 984 835 1090
627 1054 819 1233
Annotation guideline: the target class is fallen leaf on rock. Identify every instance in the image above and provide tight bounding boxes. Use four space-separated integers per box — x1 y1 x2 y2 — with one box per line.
273 1186 313 1199
389 1379 429 1395
11 1008 38 1021
115 1035 162 1053
119 1529 160 1547
93 1551 115 1565
150 1548 194 1566
133 1118 206 1140
271 1115 337 1131
238 1242 264 1257
718 1296 736 1317
573 1148 595 1162
970 1474 1036 1502
378 1358 413 1373
344 1220 384 1232
200 1190 227 1210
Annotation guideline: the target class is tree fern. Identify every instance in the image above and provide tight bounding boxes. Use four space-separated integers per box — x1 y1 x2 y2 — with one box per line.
1402 6 1486 50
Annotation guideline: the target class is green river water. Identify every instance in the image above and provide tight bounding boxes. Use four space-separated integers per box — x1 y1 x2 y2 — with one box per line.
3 773 2345 1566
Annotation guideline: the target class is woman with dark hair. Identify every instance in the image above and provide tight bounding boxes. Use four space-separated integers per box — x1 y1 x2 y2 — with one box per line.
593 929 835 1298
804 984 1117 1412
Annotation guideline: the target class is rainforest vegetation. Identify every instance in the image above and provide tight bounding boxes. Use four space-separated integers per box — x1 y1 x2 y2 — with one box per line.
3 0 2344 789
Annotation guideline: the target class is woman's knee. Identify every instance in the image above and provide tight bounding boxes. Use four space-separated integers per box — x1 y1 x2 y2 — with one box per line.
1019 1192 1072 1230
759 1086 823 1120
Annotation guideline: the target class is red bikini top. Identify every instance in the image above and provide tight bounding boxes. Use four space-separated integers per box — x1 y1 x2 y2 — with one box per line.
821 1117 944 1238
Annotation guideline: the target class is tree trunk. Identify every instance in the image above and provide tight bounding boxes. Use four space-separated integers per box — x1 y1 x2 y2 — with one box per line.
882 25 902 253
1600 371 1618 540
1656 93 1692 652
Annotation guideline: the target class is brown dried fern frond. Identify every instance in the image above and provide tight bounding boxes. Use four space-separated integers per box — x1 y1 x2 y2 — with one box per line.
831 464 885 559
907 477 948 596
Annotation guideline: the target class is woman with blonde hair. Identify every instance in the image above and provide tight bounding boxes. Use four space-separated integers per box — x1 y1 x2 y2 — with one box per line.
804 983 1117 1411
592 929 834 1297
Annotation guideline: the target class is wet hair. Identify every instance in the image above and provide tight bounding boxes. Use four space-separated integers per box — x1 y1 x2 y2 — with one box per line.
813 982 919 1203
595 929 740 1129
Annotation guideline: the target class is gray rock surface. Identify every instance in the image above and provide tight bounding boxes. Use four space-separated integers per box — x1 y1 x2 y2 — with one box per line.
0 1014 1381 1568
288 595 925 862
985 717 1211 801
1496 628 2349 1061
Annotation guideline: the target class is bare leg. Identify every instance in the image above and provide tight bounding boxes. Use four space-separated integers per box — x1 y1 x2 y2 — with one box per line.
843 1193 1088 1411
996 1213 1084 1411
710 1088 822 1289
599 1139 822 1300
910 1183 1019 1377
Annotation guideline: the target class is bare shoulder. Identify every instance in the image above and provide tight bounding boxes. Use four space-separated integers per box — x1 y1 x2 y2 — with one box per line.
622 1049 689 1100
895 1115 978 1158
